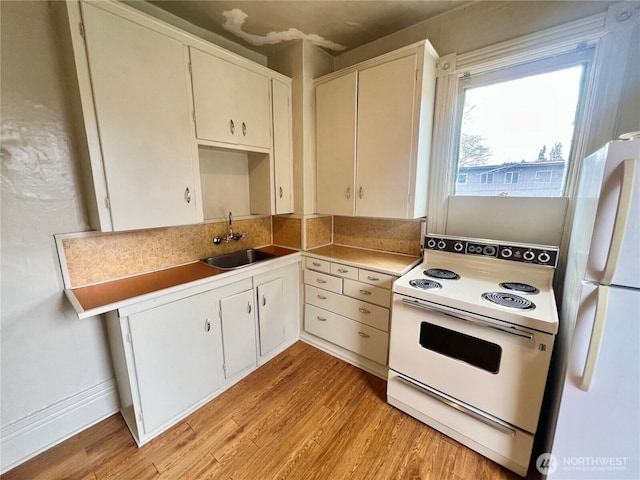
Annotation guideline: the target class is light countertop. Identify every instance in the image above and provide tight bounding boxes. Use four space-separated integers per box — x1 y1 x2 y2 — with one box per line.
305 244 420 276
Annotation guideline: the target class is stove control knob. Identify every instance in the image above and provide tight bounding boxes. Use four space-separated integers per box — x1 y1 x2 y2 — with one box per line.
437 240 447 250
538 252 551 264
454 242 464 252
523 250 535 261
501 248 513 258
483 245 496 256
427 239 436 248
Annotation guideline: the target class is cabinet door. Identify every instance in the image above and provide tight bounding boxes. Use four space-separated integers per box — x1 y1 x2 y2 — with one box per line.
82 3 200 231
220 289 257 378
236 67 271 148
190 48 238 144
272 79 294 214
356 54 417 219
257 278 285 356
316 72 357 216
128 292 220 435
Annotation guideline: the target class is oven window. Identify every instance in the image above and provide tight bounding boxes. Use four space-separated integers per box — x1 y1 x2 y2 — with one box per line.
419 322 502 374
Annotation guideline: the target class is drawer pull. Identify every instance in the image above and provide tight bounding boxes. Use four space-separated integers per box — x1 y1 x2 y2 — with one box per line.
358 307 371 314
317 295 327 300
338 268 349 273
359 290 372 295
316 279 327 284
358 332 370 338
317 316 327 322
312 262 322 267
367 275 380 281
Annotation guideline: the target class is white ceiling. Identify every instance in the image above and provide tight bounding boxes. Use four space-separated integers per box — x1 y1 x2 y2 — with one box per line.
146 1 470 56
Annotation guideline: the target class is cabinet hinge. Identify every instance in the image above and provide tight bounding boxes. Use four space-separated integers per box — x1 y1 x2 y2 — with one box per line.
79 22 85 38
126 332 132 343
104 196 110 210
416 69 419 81
188 62 192 74
138 412 143 422
462 72 472 82
192 110 196 124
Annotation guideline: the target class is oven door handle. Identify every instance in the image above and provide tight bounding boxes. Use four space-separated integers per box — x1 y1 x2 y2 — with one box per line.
396 373 516 437
401 298 534 341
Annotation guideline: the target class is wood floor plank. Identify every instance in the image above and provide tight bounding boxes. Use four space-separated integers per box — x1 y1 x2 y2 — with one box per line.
4 342 521 480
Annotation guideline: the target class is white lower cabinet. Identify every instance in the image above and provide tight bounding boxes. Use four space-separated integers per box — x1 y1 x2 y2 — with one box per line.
220 289 257 379
106 257 301 446
302 256 395 375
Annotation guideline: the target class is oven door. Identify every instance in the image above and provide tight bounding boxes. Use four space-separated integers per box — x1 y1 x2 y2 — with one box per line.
389 294 554 433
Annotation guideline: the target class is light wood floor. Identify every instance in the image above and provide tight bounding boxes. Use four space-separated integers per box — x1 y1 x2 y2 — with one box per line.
3 341 520 480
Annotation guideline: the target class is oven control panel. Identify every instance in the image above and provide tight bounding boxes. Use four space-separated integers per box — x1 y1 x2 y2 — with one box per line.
424 235 558 267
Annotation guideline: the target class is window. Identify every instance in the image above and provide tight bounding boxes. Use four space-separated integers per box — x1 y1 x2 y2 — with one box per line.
535 170 552 183
480 172 493 184
457 173 467 184
505 172 520 184
453 53 588 198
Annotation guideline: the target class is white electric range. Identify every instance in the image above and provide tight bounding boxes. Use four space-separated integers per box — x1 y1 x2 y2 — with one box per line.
387 234 559 477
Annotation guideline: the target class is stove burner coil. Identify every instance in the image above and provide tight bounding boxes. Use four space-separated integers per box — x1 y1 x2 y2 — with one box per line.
410 279 442 290
424 268 460 280
482 292 536 310
499 282 539 294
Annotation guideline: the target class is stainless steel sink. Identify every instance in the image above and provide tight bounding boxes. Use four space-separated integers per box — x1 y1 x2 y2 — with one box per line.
201 249 277 270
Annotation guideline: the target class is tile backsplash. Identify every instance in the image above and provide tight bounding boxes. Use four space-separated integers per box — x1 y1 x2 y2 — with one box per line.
332 216 421 256
272 215 302 249
305 216 332 249
62 217 271 287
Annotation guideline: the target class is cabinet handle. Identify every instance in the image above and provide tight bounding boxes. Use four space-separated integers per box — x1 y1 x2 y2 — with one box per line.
317 316 327 322
346 187 351 199
359 289 372 295
262 295 266 306
359 186 363 199
358 307 371 314
184 187 191 204
316 279 327 284
279 186 284 198
337 268 349 273
317 294 327 300
247 302 252 314
204 318 211 332
367 276 380 281
230 119 235 134
358 332 370 338
242 122 247 136
312 262 321 267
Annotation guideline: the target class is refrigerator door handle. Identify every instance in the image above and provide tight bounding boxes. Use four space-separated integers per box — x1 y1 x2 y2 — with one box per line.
580 285 610 391
601 158 636 285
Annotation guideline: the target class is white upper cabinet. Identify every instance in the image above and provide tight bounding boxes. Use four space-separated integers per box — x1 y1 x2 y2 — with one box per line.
316 72 358 216
315 42 437 219
74 2 201 231
271 79 294 214
190 48 272 150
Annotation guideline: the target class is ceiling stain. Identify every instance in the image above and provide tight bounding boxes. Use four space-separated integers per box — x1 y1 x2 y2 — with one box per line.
222 8 346 51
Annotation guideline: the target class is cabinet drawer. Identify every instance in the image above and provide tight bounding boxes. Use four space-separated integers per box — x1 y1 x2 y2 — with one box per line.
303 269 342 294
305 304 389 365
358 269 395 289
305 257 330 273
343 279 391 308
330 262 359 280
305 285 389 331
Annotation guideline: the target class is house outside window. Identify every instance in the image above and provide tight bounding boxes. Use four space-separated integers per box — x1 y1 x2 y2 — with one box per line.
535 170 553 183
505 172 520 184
480 172 493 184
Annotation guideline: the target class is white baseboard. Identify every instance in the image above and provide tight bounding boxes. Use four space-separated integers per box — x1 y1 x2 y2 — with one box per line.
0 378 119 474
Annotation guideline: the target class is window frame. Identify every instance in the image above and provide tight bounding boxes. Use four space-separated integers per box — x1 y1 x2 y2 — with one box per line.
535 170 553 183
457 173 467 184
505 172 519 184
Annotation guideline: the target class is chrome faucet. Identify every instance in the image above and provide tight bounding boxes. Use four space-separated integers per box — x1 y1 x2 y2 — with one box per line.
213 211 246 244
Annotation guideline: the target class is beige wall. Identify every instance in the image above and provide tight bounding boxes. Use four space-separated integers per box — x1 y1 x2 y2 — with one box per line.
1 0 114 466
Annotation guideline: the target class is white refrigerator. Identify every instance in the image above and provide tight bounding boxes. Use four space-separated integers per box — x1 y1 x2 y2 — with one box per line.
547 138 640 479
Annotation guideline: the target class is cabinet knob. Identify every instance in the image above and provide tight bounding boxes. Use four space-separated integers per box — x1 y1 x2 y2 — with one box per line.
317 294 327 300
204 318 211 332
247 302 252 314
338 268 349 273
230 119 235 134
358 308 371 314
359 289 372 295
359 186 363 199
184 187 191 204
262 295 266 306
367 276 379 281
279 186 283 198
242 122 247 136
317 316 327 322
358 331 370 338
346 187 351 199
316 279 327 284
